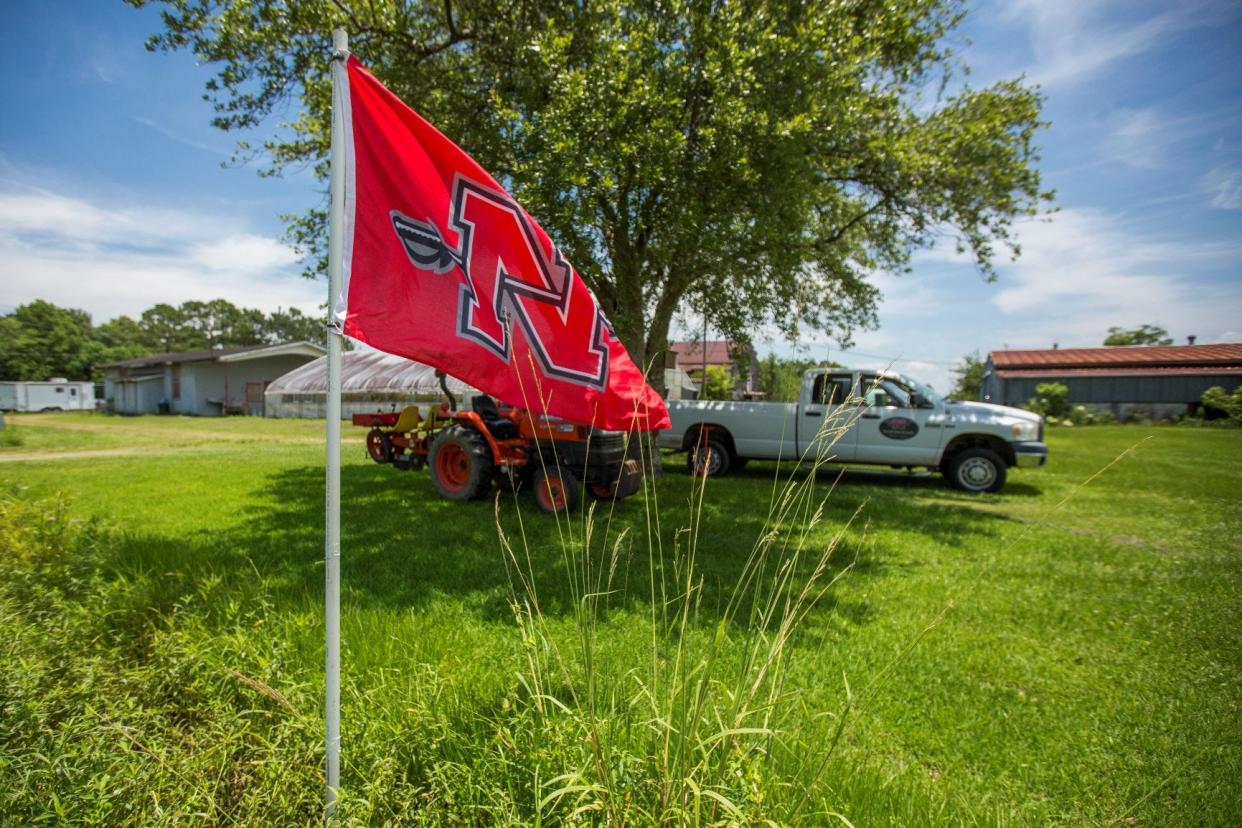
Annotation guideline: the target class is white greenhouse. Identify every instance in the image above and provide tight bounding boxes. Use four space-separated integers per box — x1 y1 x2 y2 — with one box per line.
264 350 480 419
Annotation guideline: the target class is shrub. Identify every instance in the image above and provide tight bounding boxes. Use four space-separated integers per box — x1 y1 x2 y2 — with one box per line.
1064 405 1116 427
700 365 735 400
1026 382 1069 420
1201 386 1242 425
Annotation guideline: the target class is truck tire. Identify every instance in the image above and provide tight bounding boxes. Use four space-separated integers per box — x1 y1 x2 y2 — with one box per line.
688 434 732 478
533 465 581 513
945 447 1006 494
429 425 493 500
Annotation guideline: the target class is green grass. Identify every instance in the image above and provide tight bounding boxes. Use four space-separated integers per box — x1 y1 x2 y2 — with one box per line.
1 414 1239 824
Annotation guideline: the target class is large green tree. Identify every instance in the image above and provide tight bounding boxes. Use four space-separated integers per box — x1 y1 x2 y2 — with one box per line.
129 0 1051 366
1103 324 1173 346
757 354 840 402
949 351 984 400
0 301 96 381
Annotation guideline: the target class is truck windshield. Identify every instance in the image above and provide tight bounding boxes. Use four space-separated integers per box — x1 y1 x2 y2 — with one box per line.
898 375 943 406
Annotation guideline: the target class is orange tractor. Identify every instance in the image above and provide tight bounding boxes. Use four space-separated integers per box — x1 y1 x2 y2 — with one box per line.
353 385 649 513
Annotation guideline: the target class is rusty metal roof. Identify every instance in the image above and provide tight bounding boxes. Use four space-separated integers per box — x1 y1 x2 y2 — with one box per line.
991 343 1242 371
265 350 477 396
995 366 1242 379
669 340 740 369
101 341 323 369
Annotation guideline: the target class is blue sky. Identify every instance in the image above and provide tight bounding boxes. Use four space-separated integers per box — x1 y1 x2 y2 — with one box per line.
2 1 1240 391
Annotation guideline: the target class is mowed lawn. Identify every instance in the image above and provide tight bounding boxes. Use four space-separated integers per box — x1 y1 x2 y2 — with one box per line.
1 412 1239 825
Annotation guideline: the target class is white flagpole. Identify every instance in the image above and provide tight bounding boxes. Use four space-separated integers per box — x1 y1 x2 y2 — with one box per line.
325 27 349 819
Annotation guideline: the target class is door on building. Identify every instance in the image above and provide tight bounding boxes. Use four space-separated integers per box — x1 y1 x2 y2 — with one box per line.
245 382 268 416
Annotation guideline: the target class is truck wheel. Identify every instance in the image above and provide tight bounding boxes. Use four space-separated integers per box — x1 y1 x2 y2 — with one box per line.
366 428 393 464
946 447 1006 493
429 425 494 500
533 465 581 514
688 435 731 478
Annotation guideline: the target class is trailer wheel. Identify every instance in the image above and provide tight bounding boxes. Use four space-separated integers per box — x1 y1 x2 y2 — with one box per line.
366 428 393 464
429 425 494 500
533 465 580 514
688 434 731 478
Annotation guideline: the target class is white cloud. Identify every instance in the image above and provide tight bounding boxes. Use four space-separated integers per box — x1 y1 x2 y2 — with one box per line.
1202 166 1242 209
132 116 231 157
988 208 1242 342
189 234 299 272
1002 0 1218 87
1106 108 1171 169
0 186 321 321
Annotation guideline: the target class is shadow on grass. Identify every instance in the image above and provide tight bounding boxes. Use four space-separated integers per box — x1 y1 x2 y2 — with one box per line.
97 454 1023 635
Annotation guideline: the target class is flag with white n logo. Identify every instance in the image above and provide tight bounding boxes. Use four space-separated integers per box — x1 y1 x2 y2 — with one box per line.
331 55 669 431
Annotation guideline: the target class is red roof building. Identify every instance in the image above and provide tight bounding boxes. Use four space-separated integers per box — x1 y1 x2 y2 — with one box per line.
982 343 1242 417
668 340 737 372
667 340 760 399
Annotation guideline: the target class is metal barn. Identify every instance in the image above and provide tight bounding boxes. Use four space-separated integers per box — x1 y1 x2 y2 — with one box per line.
981 343 1242 418
101 342 325 416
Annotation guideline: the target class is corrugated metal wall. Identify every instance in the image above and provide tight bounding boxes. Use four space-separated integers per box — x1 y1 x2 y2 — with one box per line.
994 374 1241 407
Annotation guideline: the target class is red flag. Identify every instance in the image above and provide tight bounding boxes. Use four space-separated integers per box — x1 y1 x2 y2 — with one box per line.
330 56 669 432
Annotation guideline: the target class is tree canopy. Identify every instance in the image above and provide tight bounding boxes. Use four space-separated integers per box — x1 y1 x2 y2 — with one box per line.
0 299 324 382
1103 324 1173 347
949 351 984 400
129 0 1052 366
756 354 841 402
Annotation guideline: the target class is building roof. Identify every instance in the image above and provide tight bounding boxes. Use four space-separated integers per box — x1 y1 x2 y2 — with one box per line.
990 343 1242 374
669 340 738 370
265 350 477 397
101 341 324 369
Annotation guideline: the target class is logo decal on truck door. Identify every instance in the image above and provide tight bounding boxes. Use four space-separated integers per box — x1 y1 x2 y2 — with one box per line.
878 417 919 440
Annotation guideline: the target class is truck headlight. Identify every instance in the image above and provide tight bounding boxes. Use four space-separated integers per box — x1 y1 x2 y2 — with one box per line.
1011 421 1038 442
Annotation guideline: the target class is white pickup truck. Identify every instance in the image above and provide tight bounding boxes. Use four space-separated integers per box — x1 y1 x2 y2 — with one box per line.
657 369 1047 493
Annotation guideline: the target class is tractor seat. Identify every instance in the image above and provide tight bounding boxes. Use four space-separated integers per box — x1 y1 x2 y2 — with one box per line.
392 406 422 433
471 395 519 439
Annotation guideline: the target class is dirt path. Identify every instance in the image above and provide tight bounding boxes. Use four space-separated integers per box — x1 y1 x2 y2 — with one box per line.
0 447 184 463
5 415 332 445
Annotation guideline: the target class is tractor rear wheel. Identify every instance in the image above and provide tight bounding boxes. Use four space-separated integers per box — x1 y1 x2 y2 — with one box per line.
366 428 393 464
429 425 494 500
533 465 581 514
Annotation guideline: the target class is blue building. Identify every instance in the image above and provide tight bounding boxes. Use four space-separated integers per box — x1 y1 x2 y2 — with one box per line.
982 342 1242 419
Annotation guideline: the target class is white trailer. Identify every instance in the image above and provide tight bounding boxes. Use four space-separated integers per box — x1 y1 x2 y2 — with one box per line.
0 379 96 412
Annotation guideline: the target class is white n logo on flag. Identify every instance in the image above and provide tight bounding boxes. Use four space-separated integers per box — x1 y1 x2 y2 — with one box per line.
392 177 610 390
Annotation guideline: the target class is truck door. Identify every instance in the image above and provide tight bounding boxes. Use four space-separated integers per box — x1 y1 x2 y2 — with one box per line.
854 374 944 465
800 372 858 462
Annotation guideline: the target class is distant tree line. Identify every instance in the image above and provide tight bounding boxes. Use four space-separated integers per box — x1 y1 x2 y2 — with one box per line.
0 299 324 382
754 355 844 402
1103 324 1173 347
